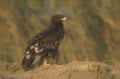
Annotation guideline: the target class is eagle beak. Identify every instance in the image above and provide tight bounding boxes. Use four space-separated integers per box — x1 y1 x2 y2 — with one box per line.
61 17 66 21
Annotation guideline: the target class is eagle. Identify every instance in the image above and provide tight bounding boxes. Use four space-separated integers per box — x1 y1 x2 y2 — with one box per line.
22 15 66 71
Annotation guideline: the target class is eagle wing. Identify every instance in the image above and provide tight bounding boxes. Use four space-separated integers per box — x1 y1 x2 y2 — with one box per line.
22 28 63 71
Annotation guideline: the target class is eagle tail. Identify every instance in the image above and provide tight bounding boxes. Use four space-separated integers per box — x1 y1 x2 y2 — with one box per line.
22 52 48 71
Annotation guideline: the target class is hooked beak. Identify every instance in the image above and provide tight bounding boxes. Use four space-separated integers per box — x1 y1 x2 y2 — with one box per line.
61 17 67 21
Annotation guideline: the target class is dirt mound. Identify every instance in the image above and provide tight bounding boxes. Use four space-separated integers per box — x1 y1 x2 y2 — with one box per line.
1 61 117 79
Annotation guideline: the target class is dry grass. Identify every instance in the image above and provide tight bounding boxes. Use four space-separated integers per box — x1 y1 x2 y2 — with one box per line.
0 0 120 75
1 61 120 79
88 64 113 79
0 61 19 74
0 0 120 79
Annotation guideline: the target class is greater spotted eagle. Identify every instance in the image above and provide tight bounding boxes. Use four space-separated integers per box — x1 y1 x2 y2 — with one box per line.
22 15 66 71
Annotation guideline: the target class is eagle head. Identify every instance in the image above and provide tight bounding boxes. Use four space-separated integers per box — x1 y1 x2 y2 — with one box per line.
51 15 66 25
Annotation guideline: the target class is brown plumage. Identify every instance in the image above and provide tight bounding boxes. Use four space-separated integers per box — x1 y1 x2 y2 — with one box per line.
22 15 66 71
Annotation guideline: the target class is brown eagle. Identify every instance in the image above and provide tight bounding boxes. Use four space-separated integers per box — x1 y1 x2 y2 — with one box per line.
22 15 66 71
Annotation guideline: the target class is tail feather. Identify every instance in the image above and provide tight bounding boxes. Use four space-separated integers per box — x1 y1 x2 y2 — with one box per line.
22 51 48 71
22 56 35 71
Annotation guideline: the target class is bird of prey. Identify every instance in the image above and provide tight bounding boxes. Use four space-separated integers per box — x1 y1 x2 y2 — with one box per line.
22 15 66 71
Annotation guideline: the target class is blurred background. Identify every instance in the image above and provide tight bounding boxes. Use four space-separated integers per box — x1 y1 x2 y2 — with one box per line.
0 0 119 65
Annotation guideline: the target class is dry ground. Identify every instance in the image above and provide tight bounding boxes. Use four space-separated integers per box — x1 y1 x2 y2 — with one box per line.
0 61 120 79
